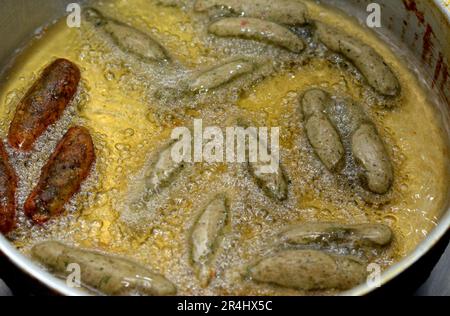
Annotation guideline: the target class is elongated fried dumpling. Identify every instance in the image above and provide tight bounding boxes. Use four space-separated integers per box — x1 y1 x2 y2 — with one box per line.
191 194 229 286
248 250 367 291
32 241 177 296
316 22 400 97
84 7 169 62
301 89 345 172
209 17 305 53
195 0 308 25
279 222 393 248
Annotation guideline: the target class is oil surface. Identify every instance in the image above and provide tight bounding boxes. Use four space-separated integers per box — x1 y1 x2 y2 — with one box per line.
0 0 449 295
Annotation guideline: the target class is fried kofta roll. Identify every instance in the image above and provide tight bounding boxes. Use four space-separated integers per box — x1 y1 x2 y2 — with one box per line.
24 126 95 224
8 58 81 151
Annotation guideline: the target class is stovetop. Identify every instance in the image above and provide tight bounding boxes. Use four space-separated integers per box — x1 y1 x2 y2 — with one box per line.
416 242 450 296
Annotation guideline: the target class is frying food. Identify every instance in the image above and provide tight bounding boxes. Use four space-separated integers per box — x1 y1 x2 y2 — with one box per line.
142 140 186 199
7 59 80 152
242 121 289 201
248 249 367 291
32 241 177 296
325 97 393 195
208 18 305 53
301 89 345 172
316 22 400 97
84 7 170 63
24 126 95 224
0 142 17 234
194 0 309 25
302 89 393 195
279 222 393 249
248 162 289 202
190 194 229 286
189 58 256 92
352 123 394 195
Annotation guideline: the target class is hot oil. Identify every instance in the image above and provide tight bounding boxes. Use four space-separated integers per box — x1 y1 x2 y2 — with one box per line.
0 0 448 295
